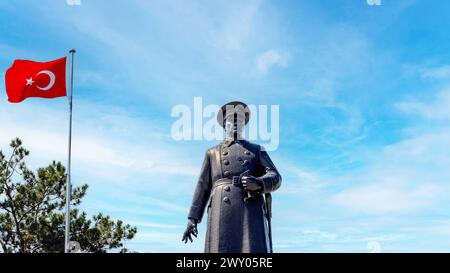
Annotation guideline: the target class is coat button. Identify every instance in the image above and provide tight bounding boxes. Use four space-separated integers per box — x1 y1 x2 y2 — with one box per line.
223 197 230 203
224 186 231 191
245 151 251 155
223 159 230 165
222 151 228 156
224 171 230 176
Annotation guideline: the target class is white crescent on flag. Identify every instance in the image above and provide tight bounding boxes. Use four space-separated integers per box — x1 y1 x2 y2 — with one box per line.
36 70 56 91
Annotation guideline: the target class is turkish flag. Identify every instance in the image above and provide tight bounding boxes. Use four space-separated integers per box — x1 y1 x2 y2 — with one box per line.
5 57 67 103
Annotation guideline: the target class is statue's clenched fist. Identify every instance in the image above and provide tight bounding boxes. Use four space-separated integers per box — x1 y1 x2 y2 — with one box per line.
242 176 263 192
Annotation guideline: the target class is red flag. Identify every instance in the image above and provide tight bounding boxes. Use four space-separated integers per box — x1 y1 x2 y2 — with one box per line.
5 57 67 103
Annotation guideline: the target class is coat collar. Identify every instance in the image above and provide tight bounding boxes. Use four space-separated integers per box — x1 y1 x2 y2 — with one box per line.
222 138 248 147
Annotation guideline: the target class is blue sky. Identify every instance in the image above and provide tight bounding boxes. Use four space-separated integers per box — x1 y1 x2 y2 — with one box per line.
1 0 450 252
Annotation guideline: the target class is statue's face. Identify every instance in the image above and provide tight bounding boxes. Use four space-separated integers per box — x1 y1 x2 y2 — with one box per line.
224 114 245 139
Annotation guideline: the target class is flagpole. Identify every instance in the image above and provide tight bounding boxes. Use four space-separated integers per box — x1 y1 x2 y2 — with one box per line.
65 49 76 253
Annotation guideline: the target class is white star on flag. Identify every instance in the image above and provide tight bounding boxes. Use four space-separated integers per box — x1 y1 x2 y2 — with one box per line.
26 77 34 86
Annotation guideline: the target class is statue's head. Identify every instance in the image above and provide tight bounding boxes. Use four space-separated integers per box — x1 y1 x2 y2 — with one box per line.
217 101 250 140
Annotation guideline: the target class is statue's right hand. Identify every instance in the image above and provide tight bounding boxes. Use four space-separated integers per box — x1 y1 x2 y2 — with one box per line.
182 218 198 243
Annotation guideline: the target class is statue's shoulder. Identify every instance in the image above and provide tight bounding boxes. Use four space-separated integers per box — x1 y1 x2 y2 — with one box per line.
242 140 261 153
206 144 221 156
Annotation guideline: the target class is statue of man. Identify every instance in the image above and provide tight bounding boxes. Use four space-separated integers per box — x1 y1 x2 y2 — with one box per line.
182 101 282 253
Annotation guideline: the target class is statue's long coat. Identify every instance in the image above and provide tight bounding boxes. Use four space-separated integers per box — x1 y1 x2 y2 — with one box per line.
188 139 281 253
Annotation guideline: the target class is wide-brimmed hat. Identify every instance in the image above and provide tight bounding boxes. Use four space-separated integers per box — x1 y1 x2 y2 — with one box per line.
216 101 251 128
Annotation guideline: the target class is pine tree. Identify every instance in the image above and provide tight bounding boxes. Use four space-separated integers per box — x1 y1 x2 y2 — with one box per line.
0 138 137 253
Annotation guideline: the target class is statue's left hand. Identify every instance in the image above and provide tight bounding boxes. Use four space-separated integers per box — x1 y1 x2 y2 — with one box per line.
242 176 263 192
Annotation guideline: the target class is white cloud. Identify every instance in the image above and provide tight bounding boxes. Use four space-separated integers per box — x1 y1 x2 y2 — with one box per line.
426 221 450 237
0 43 41 62
278 165 327 196
301 229 338 241
328 87 450 215
85 200 175 217
330 183 440 214
126 231 203 253
396 88 450 120
327 130 450 214
0 100 198 179
207 0 263 51
420 65 450 80
127 221 183 229
256 49 290 74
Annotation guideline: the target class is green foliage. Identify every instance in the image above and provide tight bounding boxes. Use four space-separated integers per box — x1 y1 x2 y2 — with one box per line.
0 138 137 253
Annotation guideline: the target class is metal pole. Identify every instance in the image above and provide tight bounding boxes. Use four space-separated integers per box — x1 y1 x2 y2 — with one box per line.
65 49 76 253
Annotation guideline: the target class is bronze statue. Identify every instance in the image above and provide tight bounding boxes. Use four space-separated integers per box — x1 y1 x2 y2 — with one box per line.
182 101 282 253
